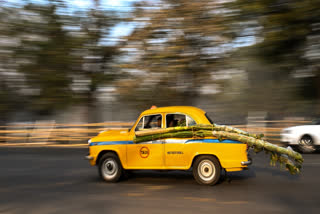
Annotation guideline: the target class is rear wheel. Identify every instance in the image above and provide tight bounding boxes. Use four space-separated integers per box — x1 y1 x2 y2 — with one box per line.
98 153 123 182
193 155 221 185
298 135 316 153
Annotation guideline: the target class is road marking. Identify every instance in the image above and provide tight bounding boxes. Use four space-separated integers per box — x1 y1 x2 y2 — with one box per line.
183 197 248 204
183 197 216 202
55 181 75 186
218 201 249 205
126 193 145 197
145 185 171 191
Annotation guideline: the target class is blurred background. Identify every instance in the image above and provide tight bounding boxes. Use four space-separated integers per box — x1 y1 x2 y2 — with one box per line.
1 0 320 143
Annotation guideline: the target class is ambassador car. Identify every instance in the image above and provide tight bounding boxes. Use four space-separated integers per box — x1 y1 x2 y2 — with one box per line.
85 106 251 185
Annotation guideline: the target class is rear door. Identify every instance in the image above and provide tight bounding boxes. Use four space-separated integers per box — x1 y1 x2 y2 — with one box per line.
164 114 197 168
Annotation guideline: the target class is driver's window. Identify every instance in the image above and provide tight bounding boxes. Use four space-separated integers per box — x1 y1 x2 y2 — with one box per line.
135 114 162 131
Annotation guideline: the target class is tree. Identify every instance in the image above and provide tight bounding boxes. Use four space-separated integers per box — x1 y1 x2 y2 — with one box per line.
10 0 121 122
75 4 121 122
118 0 232 107
227 0 320 115
0 4 26 125
13 2 79 115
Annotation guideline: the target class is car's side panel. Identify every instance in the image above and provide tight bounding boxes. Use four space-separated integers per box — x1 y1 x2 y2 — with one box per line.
164 138 248 171
126 141 165 169
281 132 298 145
184 142 248 170
175 139 248 169
164 139 187 167
314 133 320 145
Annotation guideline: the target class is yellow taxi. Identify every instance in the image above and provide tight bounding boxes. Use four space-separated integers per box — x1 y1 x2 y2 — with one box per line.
86 106 251 185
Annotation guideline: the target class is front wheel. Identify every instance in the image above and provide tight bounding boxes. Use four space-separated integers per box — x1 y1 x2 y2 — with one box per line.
193 156 221 185
98 153 123 182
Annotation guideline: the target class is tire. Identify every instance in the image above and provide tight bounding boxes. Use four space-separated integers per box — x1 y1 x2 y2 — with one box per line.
98 153 123 182
298 135 316 153
193 155 221 186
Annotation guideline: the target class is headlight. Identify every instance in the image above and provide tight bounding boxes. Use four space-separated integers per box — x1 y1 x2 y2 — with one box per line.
88 139 92 144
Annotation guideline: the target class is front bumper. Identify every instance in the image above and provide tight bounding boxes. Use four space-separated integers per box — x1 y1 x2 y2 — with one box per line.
280 133 297 145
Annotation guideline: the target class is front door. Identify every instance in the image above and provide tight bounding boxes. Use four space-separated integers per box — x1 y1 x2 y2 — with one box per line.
127 140 164 169
126 114 164 169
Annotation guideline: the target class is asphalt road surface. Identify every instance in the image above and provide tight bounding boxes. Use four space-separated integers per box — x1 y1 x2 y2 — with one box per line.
0 146 319 214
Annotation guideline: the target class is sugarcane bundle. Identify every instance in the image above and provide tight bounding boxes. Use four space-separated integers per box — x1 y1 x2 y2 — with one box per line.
135 124 264 139
134 124 303 174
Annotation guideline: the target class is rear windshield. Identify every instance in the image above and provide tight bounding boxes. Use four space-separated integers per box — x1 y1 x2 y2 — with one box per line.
205 113 214 124
311 119 320 125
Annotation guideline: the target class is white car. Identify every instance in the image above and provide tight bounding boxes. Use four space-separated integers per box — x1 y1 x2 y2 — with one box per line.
281 120 320 153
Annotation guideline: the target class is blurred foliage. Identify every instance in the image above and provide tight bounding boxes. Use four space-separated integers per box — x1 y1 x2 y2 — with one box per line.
229 0 320 65
14 3 76 114
1 0 320 124
118 0 232 107
0 0 120 121
226 0 320 114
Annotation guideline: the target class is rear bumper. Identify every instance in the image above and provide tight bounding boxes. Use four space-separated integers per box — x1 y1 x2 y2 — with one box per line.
85 155 94 160
241 157 252 166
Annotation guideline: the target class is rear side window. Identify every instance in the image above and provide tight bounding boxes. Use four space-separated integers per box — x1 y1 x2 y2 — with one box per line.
135 114 162 131
166 114 196 128
187 115 197 126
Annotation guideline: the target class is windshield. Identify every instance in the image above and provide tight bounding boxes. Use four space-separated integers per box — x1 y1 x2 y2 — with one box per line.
311 119 320 125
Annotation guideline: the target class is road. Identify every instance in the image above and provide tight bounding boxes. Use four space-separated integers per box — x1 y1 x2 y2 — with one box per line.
0 146 319 214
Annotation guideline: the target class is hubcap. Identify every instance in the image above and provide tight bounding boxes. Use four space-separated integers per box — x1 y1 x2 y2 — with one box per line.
198 160 215 182
102 158 118 180
107 163 113 171
299 136 315 152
